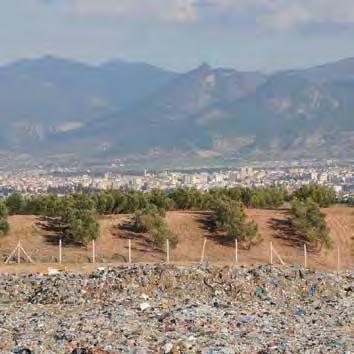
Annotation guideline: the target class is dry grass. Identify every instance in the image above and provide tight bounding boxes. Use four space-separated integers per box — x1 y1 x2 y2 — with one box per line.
0 206 353 273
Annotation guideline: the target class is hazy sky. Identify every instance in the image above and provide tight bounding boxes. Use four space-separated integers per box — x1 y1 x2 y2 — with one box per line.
2 0 354 72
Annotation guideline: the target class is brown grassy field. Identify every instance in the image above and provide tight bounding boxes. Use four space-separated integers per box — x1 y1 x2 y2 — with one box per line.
0 206 353 273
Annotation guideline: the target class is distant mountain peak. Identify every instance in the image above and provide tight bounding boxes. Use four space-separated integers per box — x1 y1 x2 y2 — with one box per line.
199 62 212 70
0 56 353 161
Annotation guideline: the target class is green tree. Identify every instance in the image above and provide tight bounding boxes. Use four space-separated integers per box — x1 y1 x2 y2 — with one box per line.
125 191 148 213
65 209 100 245
294 185 336 207
201 188 233 210
6 193 26 215
148 189 174 211
0 200 9 237
68 192 96 212
133 205 164 232
24 196 47 215
150 224 178 250
290 198 332 249
133 205 178 250
0 201 8 219
213 200 261 249
94 192 116 214
245 188 284 209
111 190 128 213
169 187 203 210
0 219 9 237
37 195 64 217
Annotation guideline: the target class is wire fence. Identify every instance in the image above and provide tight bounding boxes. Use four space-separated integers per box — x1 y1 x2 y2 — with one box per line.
2 237 353 273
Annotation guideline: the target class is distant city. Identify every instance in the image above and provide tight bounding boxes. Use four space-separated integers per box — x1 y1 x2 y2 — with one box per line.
1 160 353 200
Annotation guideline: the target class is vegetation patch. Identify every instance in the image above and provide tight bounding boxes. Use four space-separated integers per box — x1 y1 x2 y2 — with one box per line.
289 199 332 250
133 205 178 250
212 200 262 249
0 200 9 237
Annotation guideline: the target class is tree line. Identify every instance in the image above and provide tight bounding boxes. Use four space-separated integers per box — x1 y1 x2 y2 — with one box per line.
0 185 340 250
1 185 338 216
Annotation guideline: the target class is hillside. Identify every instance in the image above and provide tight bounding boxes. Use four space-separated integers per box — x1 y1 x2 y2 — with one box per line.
0 56 176 151
0 56 354 162
81 62 354 160
0 207 352 272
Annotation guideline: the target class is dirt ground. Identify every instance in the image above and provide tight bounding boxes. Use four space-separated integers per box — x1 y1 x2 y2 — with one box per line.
0 206 353 273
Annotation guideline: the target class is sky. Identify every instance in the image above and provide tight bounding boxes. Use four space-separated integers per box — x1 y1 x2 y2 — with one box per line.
1 0 354 72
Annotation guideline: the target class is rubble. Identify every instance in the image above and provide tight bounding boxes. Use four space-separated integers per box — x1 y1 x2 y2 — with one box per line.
0 264 353 353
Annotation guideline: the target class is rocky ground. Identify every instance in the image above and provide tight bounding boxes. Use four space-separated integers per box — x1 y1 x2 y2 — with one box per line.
0 264 353 353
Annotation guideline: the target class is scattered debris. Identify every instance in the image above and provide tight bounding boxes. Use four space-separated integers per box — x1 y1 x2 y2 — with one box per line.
0 264 352 353
139 302 150 311
47 268 61 275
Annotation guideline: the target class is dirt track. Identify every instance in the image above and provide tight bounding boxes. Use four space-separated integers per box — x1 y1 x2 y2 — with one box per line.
0 206 353 273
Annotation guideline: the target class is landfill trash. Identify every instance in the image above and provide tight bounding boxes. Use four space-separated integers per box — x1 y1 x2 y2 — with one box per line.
47 267 61 275
11 348 32 354
0 264 352 353
71 349 90 354
140 293 149 300
139 302 150 311
163 342 173 353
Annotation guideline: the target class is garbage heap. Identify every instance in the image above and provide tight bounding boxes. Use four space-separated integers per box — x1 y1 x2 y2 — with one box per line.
0 264 353 353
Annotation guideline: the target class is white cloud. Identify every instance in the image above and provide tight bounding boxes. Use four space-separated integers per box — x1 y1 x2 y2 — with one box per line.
199 0 354 29
164 0 198 23
72 0 141 18
71 0 198 23
39 0 354 29
257 4 311 30
241 0 354 30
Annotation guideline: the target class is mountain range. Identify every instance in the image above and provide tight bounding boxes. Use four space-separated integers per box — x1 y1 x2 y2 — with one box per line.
0 55 353 163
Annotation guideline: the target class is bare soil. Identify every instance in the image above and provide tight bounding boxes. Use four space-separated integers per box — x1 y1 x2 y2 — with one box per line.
0 206 353 273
